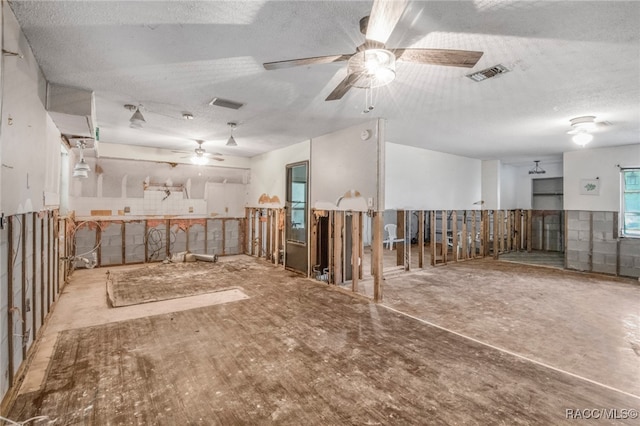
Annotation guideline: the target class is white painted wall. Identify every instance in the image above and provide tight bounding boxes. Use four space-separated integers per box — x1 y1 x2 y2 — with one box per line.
386 143 482 210
311 120 381 211
0 6 61 216
500 163 517 209
206 182 247 218
564 144 640 211
248 140 310 208
481 160 500 210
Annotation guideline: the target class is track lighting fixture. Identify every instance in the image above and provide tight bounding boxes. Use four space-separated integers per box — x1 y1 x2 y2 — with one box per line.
226 122 238 147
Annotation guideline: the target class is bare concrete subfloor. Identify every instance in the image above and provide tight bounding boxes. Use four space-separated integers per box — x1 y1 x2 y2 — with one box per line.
7 256 640 425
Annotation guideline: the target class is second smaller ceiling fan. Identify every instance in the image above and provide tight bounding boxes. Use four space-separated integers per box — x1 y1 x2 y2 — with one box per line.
175 140 224 165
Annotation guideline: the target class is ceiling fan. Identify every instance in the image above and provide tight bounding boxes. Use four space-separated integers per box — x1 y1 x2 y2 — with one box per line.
263 0 484 101
174 140 224 165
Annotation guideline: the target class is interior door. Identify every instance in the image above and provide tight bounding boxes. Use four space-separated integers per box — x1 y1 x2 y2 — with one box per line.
285 162 308 274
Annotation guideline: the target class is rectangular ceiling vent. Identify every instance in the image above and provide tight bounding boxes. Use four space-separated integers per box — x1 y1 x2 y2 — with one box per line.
208 97 244 110
466 64 510 82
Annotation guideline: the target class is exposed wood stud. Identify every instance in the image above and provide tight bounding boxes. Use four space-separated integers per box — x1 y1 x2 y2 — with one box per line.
452 211 458 262
265 213 272 261
430 211 436 266
588 212 594 272
7 216 15 387
40 215 45 324
471 211 477 259
96 221 103 268
493 211 499 259
396 210 405 267
418 211 425 268
32 213 37 338
441 210 447 265
328 211 334 283
461 212 468 260
351 212 359 292
21 214 27 360
527 210 533 252
373 211 383 302
506 210 512 252
358 212 364 280
121 223 126 264
222 219 227 256
333 212 343 285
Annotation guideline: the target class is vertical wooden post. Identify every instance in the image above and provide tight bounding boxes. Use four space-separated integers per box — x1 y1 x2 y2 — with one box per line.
258 211 264 258
405 210 411 271
222 219 227 256
358 212 364 279
430 211 436 266
48 213 53 304
204 219 209 255
588 212 593 272
309 210 317 271
451 210 458 262
418 211 425 268
7 217 14 387
328 211 334 282
441 211 448 264
493 211 499 259
21 214 27 360
274 210 280 265
265 212 272 261
483 210 490 257
32 213 38 338
121 222 126 265
527 210 533 252
461 211 468 260
40 215 45 323
351 212 359 292
144 220 149 262
373 211 383 303
471 211 477 258
333 212 343 285
506 211 512 252
396 210 405 267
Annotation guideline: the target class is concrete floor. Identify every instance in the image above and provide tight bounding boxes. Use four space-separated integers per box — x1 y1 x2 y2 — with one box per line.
7 256 640 424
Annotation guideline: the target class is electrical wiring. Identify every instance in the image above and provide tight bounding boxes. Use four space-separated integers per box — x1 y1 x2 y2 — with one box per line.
144 227 177 262
0 415 50 426
62 220 104 271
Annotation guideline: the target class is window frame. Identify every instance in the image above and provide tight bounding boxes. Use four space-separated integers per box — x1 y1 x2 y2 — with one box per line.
621 167 640 238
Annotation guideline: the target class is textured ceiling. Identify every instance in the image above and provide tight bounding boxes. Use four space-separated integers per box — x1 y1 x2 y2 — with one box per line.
9 0 640 163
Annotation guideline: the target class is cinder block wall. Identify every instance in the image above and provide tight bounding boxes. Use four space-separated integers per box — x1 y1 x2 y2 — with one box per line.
566 211 640 278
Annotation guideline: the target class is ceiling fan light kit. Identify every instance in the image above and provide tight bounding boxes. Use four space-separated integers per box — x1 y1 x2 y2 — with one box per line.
262 0 483 102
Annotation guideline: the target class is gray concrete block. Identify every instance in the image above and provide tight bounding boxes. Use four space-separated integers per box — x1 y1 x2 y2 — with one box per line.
579 211 591 221
593 263 616 275
578 251 590 263
593 221 612 234
567 230 579 241
567 211 580 221
566 250 579 262
592 241 617 255
619 256 635 268
592 252 605 265
592 212 605 221
619 267 640 278
567 261 589 272
604 212 614 221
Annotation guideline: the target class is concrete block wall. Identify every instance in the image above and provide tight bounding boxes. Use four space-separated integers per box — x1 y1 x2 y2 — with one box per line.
188 223 206 254
171 224 187 255
566 210 640 278
147 222 168 262
207 220 224 255
74 223 98 268
225 220 241 254
100 222 123 266
532 213 562 251
124 222 146 263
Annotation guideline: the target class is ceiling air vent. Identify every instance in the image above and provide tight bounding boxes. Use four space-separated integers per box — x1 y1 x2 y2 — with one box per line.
466 64 510 82
208 97 244 110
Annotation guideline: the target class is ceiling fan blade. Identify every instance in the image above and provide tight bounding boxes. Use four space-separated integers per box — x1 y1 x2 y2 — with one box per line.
365 0 408 45
211 157 225 162
325 72 363 101
264 54 352 70
393 48 484 68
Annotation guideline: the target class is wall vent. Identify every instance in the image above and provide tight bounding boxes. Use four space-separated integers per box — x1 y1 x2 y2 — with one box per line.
466 64 510 82
208 97 244 110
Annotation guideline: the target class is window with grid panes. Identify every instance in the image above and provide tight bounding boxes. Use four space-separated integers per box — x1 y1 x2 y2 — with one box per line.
622 168 640 237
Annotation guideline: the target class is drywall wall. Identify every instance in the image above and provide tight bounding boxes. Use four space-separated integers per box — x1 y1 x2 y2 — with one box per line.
0 5 61 216
311 120 381 211
500 164 517 209
205 182 247 218
248 140 310 208
564 144 640 211
481 160 500 210
386 143 481 210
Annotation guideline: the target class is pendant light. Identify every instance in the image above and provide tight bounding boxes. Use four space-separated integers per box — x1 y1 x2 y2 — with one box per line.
226 122 238 147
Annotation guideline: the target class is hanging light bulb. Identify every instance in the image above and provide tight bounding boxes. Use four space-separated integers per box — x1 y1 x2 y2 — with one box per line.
73 141 91 179
226 122 238 147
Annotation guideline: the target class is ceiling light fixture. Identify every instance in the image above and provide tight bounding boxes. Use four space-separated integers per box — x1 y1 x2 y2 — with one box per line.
73 140 91 179
349 48 396 89
568 115 596 146
125 104 146 128
226 122 238 147
191 140 209 165
528 160 546 175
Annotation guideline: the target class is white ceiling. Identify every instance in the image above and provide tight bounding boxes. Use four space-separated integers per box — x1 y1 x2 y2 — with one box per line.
9 0 640 164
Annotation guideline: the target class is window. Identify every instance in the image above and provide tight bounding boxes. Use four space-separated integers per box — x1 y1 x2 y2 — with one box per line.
622 168 640 237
